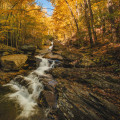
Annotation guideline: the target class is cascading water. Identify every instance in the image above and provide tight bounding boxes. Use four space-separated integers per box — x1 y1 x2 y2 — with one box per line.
0 42 55 120
48 41 53 51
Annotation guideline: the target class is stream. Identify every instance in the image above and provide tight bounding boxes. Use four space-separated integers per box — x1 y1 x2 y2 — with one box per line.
0 43 56 120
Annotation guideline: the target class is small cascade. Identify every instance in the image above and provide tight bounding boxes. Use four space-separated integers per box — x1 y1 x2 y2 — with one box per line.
2 43 56 119
48 41 53 50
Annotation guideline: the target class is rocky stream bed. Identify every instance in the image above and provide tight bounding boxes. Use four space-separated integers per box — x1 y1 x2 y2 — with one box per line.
0 42 120 120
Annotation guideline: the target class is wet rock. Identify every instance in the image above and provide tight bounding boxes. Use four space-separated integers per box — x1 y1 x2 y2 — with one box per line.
14 76 30 88
43 53 63 61
0 69 29 85
0 54 28 71
26 56 42 69
39 75 51 81
47 60 62 69
43 82 55 93
38 90 56 108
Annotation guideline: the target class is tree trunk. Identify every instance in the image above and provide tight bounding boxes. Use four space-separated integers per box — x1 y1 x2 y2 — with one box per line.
87 0 97 44
7 32 9 46
107 0 117 42
64 0 79 33
116 23 120 43
102 16 106 40
84 0 94 47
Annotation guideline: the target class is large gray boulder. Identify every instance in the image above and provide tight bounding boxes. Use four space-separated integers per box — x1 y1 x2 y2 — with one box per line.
0 54 28 71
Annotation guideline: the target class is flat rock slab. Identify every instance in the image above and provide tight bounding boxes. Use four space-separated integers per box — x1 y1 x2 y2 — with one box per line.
55 78 120 120
43 53 63 60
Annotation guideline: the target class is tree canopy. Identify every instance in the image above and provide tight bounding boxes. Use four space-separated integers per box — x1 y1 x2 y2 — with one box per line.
50 0 120 46
0 0 120 48
0 0 52 48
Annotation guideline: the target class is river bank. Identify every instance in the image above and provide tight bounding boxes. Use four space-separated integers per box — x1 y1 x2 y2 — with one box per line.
0 43 56 120
47 41 120 120
0 44 50 85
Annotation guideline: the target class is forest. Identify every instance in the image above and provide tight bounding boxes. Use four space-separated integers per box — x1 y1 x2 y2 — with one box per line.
0 0 119 48
0 0 53 49
0 0 120 120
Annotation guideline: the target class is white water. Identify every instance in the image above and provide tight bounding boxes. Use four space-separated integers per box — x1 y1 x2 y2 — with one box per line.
3 42 55 119
49 41 53 50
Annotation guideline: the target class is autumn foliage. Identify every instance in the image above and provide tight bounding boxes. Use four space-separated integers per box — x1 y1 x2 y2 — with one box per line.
51 0 120 47
0 0 52 48
0 0 120 48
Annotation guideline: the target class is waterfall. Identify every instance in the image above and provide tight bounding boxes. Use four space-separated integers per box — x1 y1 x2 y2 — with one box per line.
48 41 53 50
3 42 55 119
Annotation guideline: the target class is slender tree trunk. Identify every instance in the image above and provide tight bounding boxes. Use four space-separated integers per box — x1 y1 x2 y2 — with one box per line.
107 0 117 42
64 0 79 33
98 8 106 41
102 16 106 40
19 16 22 45
70 20 75 33
7 32 9 46
87 0 97 44
116 23 120 43
16 29 18 49
84 0 94 47
10 32 13 47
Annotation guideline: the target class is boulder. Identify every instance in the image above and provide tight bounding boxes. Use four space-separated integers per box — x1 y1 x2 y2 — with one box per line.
38 90 56 108
14 76 30 88
0 54 28 71
43 81 56 93
20 44 36 55
26 56 42 69
43 53 63 61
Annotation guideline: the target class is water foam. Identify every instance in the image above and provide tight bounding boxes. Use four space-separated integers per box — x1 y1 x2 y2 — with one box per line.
4 56 55 118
